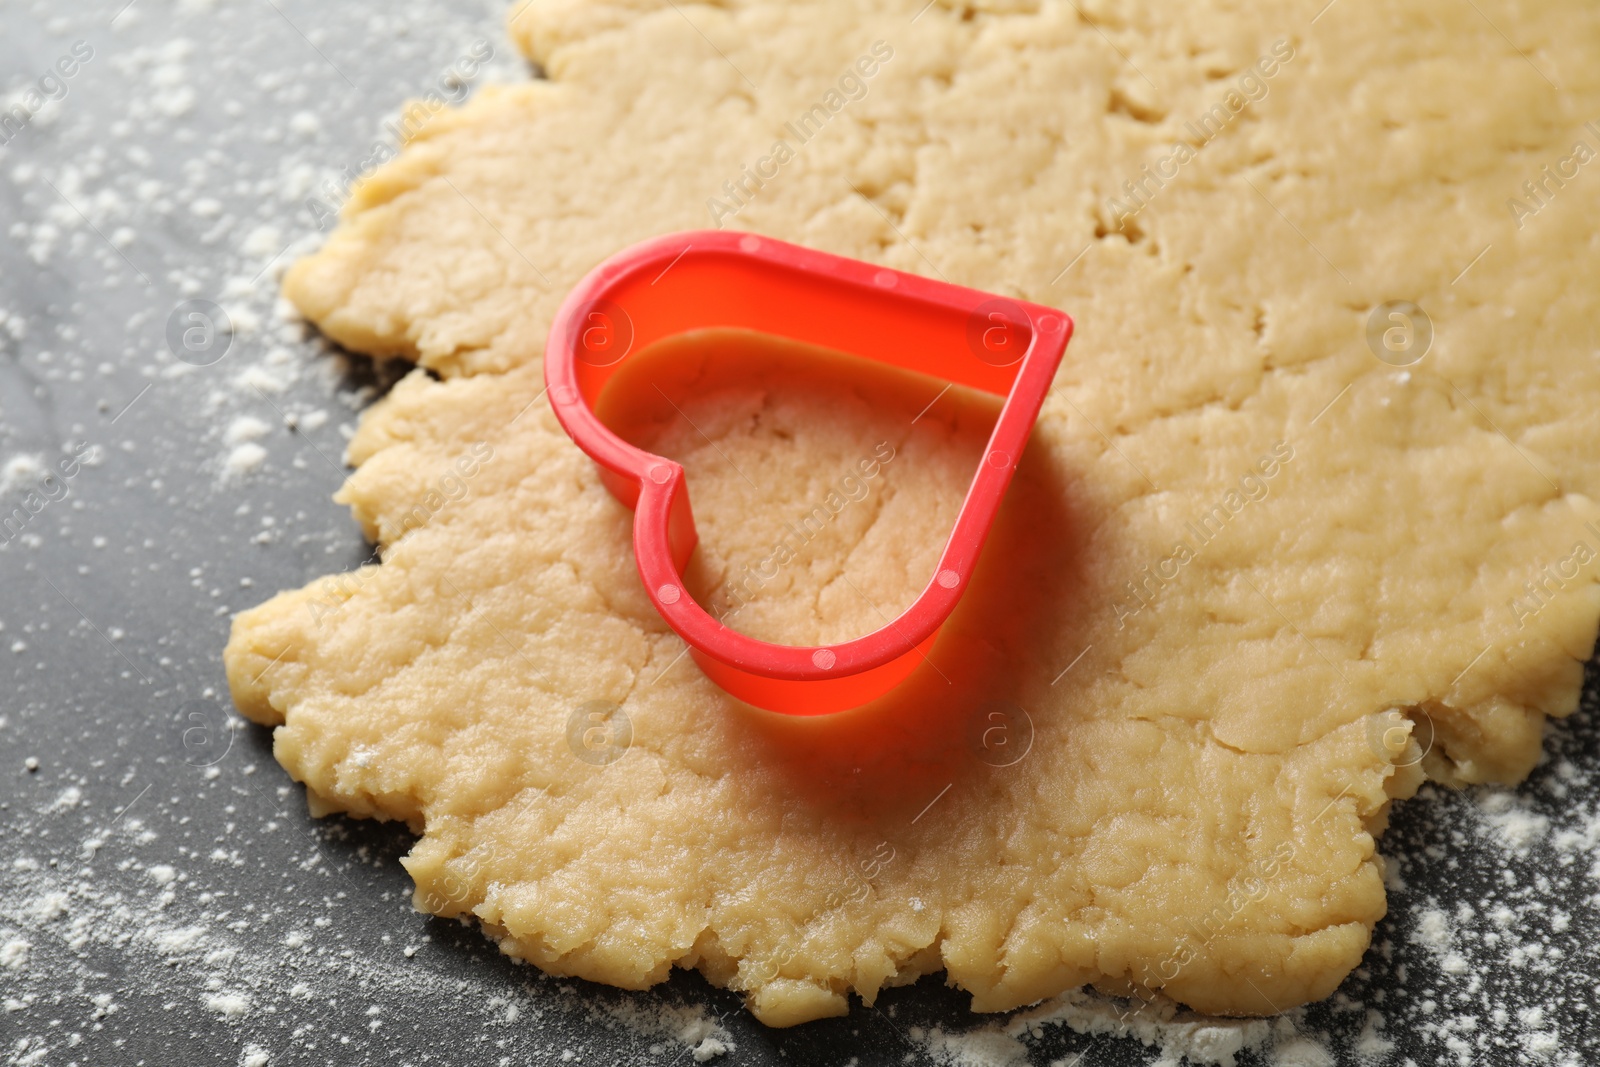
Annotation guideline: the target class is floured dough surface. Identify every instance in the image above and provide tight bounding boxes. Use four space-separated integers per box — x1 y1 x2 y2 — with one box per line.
226 0 1600 1026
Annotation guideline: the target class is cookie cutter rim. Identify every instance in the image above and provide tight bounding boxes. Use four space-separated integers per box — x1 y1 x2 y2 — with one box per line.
545 230 1073 715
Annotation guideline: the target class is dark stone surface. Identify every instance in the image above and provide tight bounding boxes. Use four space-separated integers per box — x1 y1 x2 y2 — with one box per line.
0 3 1593 1064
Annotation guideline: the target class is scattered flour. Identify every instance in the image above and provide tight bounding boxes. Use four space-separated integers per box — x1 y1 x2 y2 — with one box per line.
2 2 1594 1065
914 1024 1030 1066
225 415 272 446
2 829 740 1065
691 1035 729 1062
223 442 268 482
0 453 47 495
204 991 251 1021
234 366 287 396
999 989 1273 1067
1477 791 1553 854
1 938 32 972
1412 907 1453 954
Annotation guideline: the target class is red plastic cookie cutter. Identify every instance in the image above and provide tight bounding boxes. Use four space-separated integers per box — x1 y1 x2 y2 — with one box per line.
545 230 1072 715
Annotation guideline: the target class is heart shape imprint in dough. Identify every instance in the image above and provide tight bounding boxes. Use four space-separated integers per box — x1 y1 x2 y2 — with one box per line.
544 230 1074 714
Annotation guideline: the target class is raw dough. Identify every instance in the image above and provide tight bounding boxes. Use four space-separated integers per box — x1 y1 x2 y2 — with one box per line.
226 0 1600 1026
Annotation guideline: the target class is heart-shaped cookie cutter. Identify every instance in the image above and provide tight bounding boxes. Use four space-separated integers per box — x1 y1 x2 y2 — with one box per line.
546 231 1072 715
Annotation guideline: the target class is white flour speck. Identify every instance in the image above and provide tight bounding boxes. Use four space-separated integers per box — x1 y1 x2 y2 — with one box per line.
223 443 268 481
0 939 31 972
225 415 272 446
204 991 251 1021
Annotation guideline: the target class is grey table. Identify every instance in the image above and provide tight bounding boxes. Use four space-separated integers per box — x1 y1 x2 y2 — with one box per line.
1 3 1594 1064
